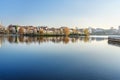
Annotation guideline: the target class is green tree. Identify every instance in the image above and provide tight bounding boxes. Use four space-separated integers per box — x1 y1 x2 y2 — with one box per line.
15 25 18 33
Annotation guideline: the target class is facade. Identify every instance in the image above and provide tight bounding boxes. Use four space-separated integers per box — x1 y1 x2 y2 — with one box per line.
0 24 4 33
8 25 17 34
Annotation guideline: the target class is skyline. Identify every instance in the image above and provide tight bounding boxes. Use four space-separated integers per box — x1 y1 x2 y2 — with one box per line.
1 0 120 29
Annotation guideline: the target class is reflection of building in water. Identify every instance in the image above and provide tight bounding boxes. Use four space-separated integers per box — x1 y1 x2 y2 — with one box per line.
95 38 106 41
108 40 120 47
2 36 107 45
7 36 80 44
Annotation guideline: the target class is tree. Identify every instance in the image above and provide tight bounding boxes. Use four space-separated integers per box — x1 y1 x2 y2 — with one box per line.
84 28 90 36
19 27 24 35
8 25 13 34
63 27 70 36
39 29 44 35
15 25 18 33
5 29 9 34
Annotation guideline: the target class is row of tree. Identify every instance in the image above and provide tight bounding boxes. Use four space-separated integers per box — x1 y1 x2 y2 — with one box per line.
1 25 90 36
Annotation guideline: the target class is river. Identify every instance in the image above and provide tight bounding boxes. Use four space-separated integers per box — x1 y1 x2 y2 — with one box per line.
0 36 120 80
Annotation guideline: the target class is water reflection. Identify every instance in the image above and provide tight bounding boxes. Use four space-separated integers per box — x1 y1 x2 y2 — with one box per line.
108 40 120 47
0 35 120 80
0 36 108 47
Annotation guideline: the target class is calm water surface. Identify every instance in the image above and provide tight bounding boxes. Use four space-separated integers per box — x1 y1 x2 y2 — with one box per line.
0 36 120 80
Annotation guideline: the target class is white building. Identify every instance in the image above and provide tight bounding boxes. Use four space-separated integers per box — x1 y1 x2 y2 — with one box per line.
88 27 93 34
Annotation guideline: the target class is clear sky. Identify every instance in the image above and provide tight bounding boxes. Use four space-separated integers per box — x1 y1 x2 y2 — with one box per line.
0 0 120 29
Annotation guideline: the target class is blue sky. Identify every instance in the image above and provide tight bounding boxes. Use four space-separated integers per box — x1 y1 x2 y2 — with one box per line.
0 0 120 28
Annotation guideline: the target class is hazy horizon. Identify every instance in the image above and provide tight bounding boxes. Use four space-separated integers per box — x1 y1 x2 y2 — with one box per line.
1 0 120 29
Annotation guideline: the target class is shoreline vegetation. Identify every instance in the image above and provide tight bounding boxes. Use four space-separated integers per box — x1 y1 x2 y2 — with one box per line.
0 25 90 37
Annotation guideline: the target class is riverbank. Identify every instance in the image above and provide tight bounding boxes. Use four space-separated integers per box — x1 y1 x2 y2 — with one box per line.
0 33 87 37
24 33 87 37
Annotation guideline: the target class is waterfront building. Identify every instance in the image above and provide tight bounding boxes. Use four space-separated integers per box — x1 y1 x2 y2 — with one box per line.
0 23 4 33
